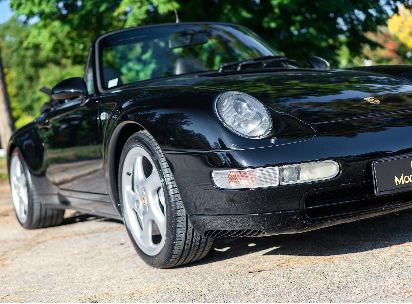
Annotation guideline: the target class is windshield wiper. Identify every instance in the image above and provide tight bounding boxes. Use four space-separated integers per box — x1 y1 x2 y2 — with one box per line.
218 55 299 73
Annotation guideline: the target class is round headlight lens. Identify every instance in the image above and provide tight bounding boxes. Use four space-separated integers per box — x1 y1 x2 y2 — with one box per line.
214 91 272 139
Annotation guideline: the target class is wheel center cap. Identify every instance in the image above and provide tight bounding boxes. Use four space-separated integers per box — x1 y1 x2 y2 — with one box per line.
142 196 147 205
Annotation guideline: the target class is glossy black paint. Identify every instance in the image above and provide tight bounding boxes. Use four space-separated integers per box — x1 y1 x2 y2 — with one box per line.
40 98 112 212
165 110 412 214
51 77 88 100
8 22 412 236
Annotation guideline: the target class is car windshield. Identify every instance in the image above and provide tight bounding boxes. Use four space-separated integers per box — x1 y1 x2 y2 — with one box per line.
98 24 281 90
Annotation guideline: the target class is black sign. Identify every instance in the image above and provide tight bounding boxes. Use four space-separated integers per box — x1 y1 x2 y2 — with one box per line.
373 155 412 195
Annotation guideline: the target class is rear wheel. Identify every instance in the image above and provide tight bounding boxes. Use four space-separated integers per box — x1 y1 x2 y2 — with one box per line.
9 149 65 229
119 131 213 268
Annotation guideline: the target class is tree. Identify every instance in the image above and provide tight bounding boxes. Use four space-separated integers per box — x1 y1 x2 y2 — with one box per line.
339 26 410 67
0 45 15 150
388 6 412 49
10 0 178 65
335 9 412 68
173 0 412 66
0 18 84 128
9 0 412 67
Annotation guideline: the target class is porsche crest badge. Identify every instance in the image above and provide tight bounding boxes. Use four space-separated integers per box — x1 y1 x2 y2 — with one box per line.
364 97 380 104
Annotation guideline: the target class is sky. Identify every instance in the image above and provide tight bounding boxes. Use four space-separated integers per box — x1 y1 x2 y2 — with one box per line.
0 1 13 24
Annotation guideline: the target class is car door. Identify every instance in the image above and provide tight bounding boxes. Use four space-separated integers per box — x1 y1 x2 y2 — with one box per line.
41 98 113 213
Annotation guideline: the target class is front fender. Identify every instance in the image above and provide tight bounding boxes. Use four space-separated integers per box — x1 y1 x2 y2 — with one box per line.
106 88 314 152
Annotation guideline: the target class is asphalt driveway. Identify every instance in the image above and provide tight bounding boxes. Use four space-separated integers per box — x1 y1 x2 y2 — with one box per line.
1 183 412 302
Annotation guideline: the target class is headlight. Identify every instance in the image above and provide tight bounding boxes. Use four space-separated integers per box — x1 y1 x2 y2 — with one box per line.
212 160 340 189
214 91 272 139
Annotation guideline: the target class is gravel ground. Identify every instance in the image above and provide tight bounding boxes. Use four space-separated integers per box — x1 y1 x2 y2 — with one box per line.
2 183 412 302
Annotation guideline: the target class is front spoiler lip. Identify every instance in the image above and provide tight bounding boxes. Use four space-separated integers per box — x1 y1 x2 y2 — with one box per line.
189 201 412 237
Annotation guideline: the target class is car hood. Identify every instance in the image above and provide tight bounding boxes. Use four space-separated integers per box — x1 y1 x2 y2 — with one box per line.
149 67 412 125
118 66 412 147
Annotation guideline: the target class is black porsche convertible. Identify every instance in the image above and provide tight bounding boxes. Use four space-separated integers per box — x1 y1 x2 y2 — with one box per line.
8 22 412 268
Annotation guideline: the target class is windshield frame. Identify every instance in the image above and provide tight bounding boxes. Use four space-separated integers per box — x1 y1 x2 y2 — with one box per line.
94 22 280 94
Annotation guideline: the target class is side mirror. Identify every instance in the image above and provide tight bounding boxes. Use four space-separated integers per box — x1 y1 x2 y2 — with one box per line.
307 56 330 69
51 77 88 100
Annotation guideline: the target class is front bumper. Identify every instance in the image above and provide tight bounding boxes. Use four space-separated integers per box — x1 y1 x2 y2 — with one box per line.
164 127 412 236
189 201 412 237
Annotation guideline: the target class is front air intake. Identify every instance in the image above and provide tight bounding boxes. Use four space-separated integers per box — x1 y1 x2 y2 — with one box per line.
204 229 265 238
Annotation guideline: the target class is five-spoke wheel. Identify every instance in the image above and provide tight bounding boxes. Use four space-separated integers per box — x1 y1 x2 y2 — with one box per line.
8 148 65 229
121 145 167 256
119 131 213 268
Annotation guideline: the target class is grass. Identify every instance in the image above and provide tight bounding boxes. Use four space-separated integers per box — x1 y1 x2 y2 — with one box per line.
0 171 8 182
0 156 8 182
0 156 9 183
0 156 6 169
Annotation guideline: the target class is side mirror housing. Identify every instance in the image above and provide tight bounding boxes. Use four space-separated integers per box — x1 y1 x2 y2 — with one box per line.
51 77 88 100
307 56 330 69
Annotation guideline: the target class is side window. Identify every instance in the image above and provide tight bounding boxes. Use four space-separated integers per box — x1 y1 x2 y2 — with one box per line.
85 48 95 94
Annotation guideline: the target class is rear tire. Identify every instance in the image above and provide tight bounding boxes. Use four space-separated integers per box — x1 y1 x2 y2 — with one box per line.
9 148 65 229
118 131 213 268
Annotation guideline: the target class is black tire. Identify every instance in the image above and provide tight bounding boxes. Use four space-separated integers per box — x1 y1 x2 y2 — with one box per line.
118 131 213 268
9 148 65 229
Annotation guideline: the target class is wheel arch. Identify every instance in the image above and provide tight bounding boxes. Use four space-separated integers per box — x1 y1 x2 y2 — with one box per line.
107 121 146 215
6 124 45 174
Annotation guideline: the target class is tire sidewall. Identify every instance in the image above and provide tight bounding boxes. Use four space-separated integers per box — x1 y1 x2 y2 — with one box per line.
118 132 181 267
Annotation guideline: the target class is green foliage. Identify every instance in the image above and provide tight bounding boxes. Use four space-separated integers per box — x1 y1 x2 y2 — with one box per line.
0 172 8 182
10 0 412 67
10 0 179 65
115 0 179 28
0 18 84 127
174 0 412 67
11 0 123 64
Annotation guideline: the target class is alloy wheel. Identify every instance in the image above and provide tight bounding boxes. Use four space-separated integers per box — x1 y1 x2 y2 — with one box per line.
121 145 167 256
